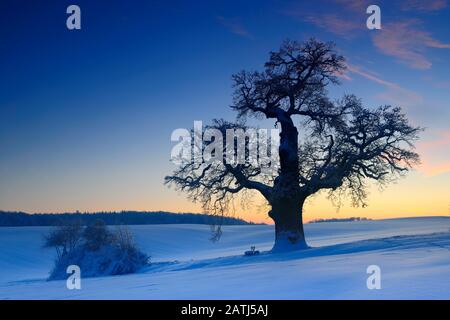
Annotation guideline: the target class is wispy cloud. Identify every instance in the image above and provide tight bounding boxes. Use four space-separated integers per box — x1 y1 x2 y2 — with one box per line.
401 0 448 12
284 1 366 38
345 64 396 88
302 14 362 37
217 16 253 39
372 20 450 69
332 0 372 12
336 0 448 13
343 63 422 107
417 131 450 176
284 1 449 69
344 65 449 177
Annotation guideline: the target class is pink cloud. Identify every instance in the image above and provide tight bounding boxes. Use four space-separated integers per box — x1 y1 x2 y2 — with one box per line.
302 14 362 37
419 162 450 176
343 63 422 107
416 131 450 176
332 0 372 12
419 131 450 149
345 64 396 88
372 20 450 69
283 1 366 38
401 0 448 12
217 16 253 39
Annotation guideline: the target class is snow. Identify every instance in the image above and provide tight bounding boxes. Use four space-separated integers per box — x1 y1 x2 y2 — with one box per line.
1 217 450 299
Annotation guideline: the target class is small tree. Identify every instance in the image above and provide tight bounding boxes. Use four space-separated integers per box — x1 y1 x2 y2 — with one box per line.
165 39 421 251
43 220 83 258
83 219 112 251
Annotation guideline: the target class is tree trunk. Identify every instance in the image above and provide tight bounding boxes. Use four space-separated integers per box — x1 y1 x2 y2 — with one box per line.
268 111 307 251
269 198 308 252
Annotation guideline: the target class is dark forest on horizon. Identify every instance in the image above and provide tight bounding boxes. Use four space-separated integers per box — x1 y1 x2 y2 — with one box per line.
0 210 256 227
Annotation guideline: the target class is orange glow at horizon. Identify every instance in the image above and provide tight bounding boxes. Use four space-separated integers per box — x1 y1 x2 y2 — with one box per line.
7 170 448 225
151 170 450 224
37 171 448 225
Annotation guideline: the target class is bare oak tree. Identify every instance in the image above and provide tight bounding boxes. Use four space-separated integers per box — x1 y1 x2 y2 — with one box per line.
165 39 421 251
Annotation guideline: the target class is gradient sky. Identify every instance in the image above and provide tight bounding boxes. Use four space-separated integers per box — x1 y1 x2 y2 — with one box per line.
1 0 449 223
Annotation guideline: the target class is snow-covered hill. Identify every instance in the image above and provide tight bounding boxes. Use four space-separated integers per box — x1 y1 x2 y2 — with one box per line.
1 217 450 299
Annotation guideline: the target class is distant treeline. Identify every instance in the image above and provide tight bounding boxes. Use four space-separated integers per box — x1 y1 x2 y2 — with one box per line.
0 211 254 227
308 217 372 223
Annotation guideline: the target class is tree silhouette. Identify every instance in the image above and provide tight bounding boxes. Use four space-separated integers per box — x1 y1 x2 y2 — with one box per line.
166 39 421 251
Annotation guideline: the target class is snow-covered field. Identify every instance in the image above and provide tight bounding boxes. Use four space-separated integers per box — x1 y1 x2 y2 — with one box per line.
1 217 450 299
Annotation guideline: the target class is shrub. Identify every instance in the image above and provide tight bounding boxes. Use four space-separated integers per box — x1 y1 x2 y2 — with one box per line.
43 220 83 258
45 221 149 280
83 219 113 251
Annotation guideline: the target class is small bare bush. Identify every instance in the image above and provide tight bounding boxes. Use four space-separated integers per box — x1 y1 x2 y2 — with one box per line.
44 220 149 280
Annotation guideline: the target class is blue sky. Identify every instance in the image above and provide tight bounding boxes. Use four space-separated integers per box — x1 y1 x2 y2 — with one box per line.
0 0 449 220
